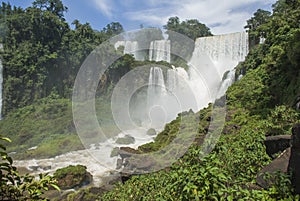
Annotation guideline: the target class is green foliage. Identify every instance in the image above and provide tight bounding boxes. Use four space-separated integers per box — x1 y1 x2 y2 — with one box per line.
0 1 124 115
32 0 68 19
263 105 300 135
0 97 83 159
227 67 271 114
54 165 87 180
164 16 212 40
0 136 59 200
244 9 271 47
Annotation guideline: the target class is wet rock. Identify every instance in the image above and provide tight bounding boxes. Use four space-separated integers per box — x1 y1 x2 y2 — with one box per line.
29 166 39 171
42 165 52 171
101 171 122 188
147 128 156 136
120 172 133 183
115 135 135 145
119 147 140 158
110 147 120 157
116 158 123 169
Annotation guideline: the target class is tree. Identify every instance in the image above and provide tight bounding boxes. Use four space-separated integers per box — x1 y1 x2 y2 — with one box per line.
32 0 67 19
102 22 124 36
244 9 271 47
164 16 212 41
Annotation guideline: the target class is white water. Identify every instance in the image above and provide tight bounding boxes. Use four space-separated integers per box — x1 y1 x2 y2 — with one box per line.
149 40 171 63
15 32 249 185
147 67 166 104
14 128 154 186
189 32 248 109
0 44 3 120
114 40 142 60
217 69 236 98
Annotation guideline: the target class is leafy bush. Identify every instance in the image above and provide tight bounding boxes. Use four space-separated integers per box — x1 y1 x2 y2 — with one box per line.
0 136 59 200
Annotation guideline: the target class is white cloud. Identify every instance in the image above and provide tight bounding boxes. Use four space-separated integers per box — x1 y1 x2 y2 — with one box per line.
92 0 114 18
123 0 277 34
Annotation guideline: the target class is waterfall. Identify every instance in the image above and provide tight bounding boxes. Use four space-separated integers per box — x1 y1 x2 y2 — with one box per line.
146 66 198 127
217 69 236 98
0 44 3 120
147 67 166 106
167 66 189 93
190 32 248 77
114 40 142 60
149 40 171 63
189 32 249 109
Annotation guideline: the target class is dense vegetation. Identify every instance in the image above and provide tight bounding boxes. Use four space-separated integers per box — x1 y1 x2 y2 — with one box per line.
101 1 300 200
0 0 124 115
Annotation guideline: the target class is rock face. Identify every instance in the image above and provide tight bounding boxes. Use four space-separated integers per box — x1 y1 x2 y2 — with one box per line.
118 147 140 158
256 148 291 188
264 135 292 158
54 165 93 190
288 124 300 194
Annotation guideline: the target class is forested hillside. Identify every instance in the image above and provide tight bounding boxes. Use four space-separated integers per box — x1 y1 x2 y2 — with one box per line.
0 1 124 114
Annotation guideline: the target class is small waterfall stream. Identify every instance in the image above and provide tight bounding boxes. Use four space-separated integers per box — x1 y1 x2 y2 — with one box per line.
149 40 171 63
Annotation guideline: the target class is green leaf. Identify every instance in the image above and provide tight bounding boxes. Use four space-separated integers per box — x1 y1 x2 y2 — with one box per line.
50 184 61 191
1 137 12 143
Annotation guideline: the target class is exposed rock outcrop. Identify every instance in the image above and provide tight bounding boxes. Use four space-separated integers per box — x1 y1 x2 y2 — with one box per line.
264 135 292 158
288 123 300 194
54 165 93 190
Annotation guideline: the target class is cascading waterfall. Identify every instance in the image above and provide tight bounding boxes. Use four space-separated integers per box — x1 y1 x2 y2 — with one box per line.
166 66 189 93
146 33 249 126
217 69 236 98
146 66 196 127
146 67 168 128
190 32 248 77
147 67 166 101
16 32 249 184
114 40 142 60
149 40 171 63
189 32 249 109
0 44 3 120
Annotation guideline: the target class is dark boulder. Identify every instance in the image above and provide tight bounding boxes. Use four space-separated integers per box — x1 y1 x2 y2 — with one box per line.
264 135 292 158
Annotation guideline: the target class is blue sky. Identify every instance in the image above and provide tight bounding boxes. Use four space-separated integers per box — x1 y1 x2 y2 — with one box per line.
4 0 276 34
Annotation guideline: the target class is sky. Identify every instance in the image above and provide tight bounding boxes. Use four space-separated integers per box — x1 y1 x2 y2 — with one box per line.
4 0 277 35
